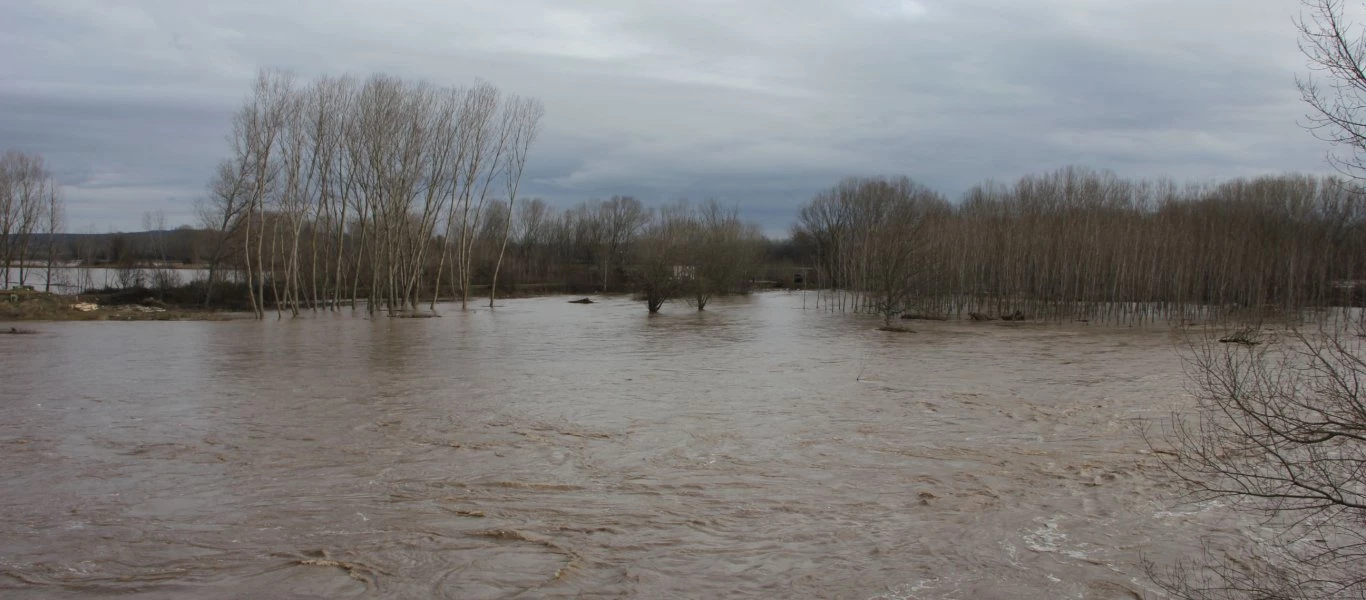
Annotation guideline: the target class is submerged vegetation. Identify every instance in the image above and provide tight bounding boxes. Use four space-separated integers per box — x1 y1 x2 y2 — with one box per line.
794 169 1366 326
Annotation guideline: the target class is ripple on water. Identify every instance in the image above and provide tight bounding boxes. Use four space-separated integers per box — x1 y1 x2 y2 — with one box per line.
0 292 1268 598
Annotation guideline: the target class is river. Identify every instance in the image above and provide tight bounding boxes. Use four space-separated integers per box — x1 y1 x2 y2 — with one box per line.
0 292 1263 598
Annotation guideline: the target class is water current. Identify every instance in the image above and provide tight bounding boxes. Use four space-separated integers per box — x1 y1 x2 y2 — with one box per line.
0 292 1264 598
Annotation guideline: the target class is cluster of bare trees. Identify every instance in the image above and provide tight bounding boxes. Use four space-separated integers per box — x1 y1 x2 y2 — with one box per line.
204 69 542 318
0 150 64 291
795 168 1366 325
793 177 950 326
630 200 766 313
452 195 764 313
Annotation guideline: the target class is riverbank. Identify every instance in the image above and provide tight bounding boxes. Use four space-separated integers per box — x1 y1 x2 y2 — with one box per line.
0 289 239 321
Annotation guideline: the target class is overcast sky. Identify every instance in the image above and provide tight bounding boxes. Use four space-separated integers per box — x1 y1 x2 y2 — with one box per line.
0 0 1339 234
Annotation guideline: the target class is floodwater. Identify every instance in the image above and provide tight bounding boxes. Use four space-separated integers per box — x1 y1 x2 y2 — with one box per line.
5 267 216 293
0 292 1263 599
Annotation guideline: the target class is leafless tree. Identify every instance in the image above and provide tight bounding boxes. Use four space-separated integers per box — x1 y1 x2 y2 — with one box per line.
1149 327 1366 599
682 199 765 310
233 69 291 318
866 183 948 327
634 203 688 313
198 159 249 307
597 196 649 292
0 150 62 290
1298 0 1366 179
143 210 177 297
489 97 544 307
41 181 64 292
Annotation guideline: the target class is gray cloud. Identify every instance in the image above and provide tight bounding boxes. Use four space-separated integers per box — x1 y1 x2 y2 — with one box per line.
0 0 1333 234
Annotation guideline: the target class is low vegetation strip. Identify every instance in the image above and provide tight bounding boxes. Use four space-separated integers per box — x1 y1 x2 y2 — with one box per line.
0 289 233 321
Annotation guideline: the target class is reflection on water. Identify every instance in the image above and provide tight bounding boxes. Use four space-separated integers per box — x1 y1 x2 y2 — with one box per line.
0 292 1258 598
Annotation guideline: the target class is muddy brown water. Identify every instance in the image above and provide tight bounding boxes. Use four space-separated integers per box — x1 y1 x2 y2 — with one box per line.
0 292 1265 599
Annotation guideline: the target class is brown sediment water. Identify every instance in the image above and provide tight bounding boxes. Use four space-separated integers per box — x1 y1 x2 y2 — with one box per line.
0 292 1261 598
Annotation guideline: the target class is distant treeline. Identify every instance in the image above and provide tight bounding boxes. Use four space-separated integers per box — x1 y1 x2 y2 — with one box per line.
12 167 1366 325
793 167 1366 325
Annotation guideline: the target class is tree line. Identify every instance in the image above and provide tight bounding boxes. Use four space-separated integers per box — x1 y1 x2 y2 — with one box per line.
794 168 1366 326
17 161 1366 325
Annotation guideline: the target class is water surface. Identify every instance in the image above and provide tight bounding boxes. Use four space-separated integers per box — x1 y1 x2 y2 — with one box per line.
0 292 1258 598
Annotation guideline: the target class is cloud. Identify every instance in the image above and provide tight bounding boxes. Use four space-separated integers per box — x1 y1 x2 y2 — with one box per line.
0 0 1334 233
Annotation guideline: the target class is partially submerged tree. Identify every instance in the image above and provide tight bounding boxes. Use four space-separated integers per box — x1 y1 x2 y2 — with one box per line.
864 181 948 327
489 97 544 307
632 204 684 313
684 199 764 310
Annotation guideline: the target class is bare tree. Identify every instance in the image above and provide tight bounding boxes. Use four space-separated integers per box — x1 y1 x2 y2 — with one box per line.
234 69 292 318
633 204 686 313
857 180 948 327
199 159 250 307
1150 328 1366 599
143 210 176 297
42 182 64 293
682 199 764 310
0 151 60 290
597 196 648 292
1298 0 1366 178
489 96 544 307
514 197 550 280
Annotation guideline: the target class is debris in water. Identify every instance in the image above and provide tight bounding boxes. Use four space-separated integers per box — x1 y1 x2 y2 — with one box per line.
1219 328 1263 345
